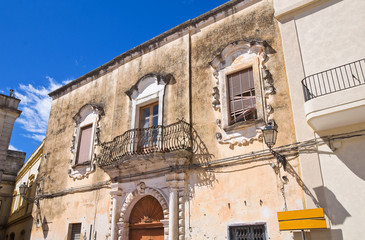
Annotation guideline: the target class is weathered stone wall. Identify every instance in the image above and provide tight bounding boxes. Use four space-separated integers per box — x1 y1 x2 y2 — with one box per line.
187 1 300 239
34 33 190 239
30 188 110 240
33 67 119 239
190 1 294 158
110 35 190 135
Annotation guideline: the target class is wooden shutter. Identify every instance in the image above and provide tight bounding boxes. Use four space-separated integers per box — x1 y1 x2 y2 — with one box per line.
76 124 93 164
227 68 257 124
70 223 82 240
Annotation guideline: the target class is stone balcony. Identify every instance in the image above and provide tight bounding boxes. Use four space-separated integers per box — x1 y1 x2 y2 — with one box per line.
96 120 195 178
302 58 365 131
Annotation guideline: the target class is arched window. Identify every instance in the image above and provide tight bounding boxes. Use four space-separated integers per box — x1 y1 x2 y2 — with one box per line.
126 73 171 129
126 74 172 151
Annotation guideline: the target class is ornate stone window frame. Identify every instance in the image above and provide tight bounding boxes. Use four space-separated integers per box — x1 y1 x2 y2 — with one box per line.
210 40 275 147
125 73 172 129
69 104 104 180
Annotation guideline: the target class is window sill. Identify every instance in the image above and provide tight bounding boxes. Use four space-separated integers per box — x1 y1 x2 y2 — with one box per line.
72 161 91 168
223 118 264 133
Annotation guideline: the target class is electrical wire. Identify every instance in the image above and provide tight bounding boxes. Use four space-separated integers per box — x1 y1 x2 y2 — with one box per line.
36 128 365 200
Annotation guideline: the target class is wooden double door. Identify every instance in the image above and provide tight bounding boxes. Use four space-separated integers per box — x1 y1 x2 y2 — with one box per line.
129 195 164 240
129 227 164 240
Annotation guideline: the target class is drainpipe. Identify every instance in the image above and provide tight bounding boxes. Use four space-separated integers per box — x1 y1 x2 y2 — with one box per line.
188 27 193 150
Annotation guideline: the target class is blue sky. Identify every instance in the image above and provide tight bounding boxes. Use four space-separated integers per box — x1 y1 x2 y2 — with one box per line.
1 0 228 160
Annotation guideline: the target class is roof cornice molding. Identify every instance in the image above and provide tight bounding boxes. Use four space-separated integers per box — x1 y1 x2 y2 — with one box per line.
49 0 260 100
274 0 332 21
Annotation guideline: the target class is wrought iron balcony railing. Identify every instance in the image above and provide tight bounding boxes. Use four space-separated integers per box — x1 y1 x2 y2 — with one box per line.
96 120 193 167
302 58 365 101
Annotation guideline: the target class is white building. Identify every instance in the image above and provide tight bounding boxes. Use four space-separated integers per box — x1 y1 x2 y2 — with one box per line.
274 0 365 239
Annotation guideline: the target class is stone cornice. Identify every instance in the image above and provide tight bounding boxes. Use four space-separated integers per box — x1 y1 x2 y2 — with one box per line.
49 0 260 100
274 0 332 21
15 140 44 182
0 106 22 117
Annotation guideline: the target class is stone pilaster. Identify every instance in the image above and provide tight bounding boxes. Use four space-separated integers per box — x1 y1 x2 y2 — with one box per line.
168 189 178 240
166 172 186 240
110 182 123 240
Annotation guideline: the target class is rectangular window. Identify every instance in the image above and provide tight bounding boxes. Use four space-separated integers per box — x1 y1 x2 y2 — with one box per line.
229 224 266 240
11 192 17 213
140 102 159 128
139 102 159 150
76 124 93 164
70 223 82 240
227 68 257 125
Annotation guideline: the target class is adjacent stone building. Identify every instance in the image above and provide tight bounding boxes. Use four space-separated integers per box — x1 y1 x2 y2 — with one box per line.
0 92 25 239
28 0 365 239
5 140 43 240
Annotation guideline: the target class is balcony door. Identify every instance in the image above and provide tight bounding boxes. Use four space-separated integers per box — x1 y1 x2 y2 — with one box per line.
139 102 159 150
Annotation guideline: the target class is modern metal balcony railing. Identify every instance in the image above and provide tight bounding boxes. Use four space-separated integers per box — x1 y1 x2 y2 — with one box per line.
302 58 365 101
96 120 193 167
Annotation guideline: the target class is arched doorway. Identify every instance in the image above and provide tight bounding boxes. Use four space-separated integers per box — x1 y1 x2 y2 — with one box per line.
129 195 164 240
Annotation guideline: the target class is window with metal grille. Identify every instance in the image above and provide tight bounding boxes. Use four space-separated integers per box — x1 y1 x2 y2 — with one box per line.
227 67 257 125
229 224 266 240
70 223 82 240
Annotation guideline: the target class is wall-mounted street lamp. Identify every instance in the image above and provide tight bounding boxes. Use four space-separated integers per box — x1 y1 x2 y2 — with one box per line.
19 182 40 207
262 121 287 171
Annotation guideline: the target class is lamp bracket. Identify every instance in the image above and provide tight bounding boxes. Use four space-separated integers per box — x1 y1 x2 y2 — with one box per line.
270 149 287 171
267 119 276 128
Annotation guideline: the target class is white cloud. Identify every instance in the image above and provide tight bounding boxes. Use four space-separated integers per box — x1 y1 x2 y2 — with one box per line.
9 145 19 151
62 78 74 85
22 133 46 142
15 76 66 142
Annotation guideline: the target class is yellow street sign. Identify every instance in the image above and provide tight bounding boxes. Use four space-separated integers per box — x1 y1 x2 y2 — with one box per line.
277 208 327 231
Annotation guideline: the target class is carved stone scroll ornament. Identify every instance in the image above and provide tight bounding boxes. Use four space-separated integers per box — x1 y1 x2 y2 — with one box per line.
263 69 275 95
266 105 273 115
217 129 263 148
216 132 222 140
125 73 172 100
137 182 146 194
212 87 221 110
